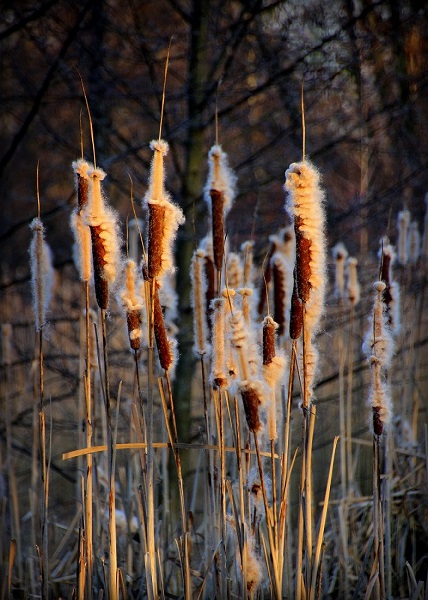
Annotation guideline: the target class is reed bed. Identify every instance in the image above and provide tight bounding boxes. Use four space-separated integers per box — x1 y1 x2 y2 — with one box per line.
0 133 427 600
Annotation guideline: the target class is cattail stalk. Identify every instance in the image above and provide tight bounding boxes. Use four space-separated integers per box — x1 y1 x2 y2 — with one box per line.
191 250 210 357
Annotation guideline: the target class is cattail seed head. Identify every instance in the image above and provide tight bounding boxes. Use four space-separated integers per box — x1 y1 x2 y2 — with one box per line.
204 144 236 272
408 221 421 265
239 380 263 433
346 257 360 306
118 259 144 351
380 242 401 336
30 218 54 331
263 315 277 365
332 242 348 300
84 167 121 308
191 249 211 357
144 140 185 282
241 240 254 287
367 358 392 435
153 284 174 371
289 270 303 339
71 159 92 283
363 281 394 369
397 209 410 265
210 297 228 388
285 161 326 336
226 252 243 290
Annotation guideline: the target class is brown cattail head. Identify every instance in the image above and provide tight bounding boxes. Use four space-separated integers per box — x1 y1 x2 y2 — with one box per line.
263 315 277 365
153 284 173 371
191 249 211 357
84 167 121 309
289 269 303 339
143 140 185 282
127 310 142 350
272 256 286 336
210 188 225 271
72 159 91 213
30 218 54 331
147 202 166 279
90 225 109 309
210 297 228 388
240 381 262 433
294 215 312 303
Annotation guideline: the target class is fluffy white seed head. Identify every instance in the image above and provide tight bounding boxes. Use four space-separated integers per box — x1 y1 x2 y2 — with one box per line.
397 209 410 265
70 211 92 282
367 358 392 435
285 160 326 336
72 158 91 182
143 140 185 281
407 221 421 265
332 242 348 300
204 144 236 215
346 257 360 306
362 281 394 369
210 297 228 387
30 218 55 331
84 167 121 285
191 250 211 357
226 252 243 290
119 259 144 312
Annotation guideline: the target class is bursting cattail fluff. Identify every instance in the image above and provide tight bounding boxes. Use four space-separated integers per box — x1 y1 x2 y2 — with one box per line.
191 249 210 357
204 144 236 272
144 140 185 282
30 218 54 331
226 252 243 290
285 161 326 402
71 159 92 282
269 227 295 336
285 161 326 335
262 315 286 441
379 242 401 336
407 221 421 265
210 297 228 388
362 282 394 370
118 259 144 351
363 281 394 435
332 242 348 300
397 209 410 265
346 257 360 307
84 167 121 309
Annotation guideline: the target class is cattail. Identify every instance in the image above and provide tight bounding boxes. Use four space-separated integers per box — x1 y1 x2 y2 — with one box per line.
144 140 185 282
118 259 144 351
422 193 428 259
289 270 303 339
239 380 264 433
332 242 348 300
397 209 410 265
346 257 360 307
83 167 121 309
71 160 93 282
407 221 421 265
191 249 210 357
210 297 228 388
226 252 243 290
241 240 254 287
380 242 401 336
30 218 54 331
222 288 239 380
242 531 264 594
362 282 394 369
204 144 236 272
238 287 253 325
153 283 175 371
367 357 392 435
262 316 286 441
285 161 326 336
271 255 287 336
